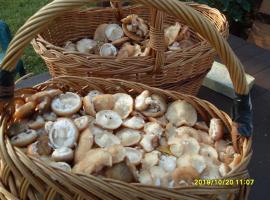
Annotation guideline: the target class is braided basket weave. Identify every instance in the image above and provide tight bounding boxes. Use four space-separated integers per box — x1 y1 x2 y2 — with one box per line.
0 0 252 199
31 1 228 95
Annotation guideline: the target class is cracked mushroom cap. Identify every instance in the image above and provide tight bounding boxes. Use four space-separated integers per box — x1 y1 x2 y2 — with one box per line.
142 94 167 118
165 100 197 127
135 90 151 111
144 122 164 138
92 94 115 112
172 166 200 185
116 128 142 147
123 116 145 129
113 93 134 119
95 132 121 148
76 38 97 54
107 144 126 164
49 118 79 149
105 24 124 42
95 110 122 130
51 92 82 117
141 150 161 170
99 43 118 57
52 147 74 162
125 147 143 165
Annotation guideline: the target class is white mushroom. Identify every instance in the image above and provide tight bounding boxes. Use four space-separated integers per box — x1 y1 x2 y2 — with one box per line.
226 145 236 156
50 162 72 172
105 24 124 42
92 94 115 112
76 38 97 54
28 115 45 130
122 116 145 129
113 93 133 119
52 147 74 162
165 100 197 127
149 166 170 187
148 115 168 127
116 128 142 147
49 118 79 149
11 129 38 147
94 24 109 42
176 126 201 142
138 170 153 185
125 147 143 165
107 145 126 164
177 154 206 174
63 41 76 52
164 22 181 46
51 92 82 117
135 90 150 111
140 134 159 152
74 115 94 131
144 122 164 138
95 132 121 148
181 136 200 155
159 155 177 172
95 110 122 130
105 162 135 183
99 43 118 56
199 131 213 145
209 118 224 141
170 143 184 157
200 160 220 180
45 121 54 133
117 43 141 59
199 144 218 160
89 124 113 138
142 94 167 118
141 151 160 170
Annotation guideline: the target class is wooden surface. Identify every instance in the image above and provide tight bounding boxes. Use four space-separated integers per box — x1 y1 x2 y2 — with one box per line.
16 35 270 199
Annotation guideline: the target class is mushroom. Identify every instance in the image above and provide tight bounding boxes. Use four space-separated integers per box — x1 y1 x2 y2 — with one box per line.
214 140 228 153
95 132 121 148
74 115 94 131
7 122 28 137
76 38 97 54
99 43 118 57
177 25 190 41
105 24 124 42
44 121 54 133
219 163 231 177
34 133 52 156
200 161 220 180
113 93 134 119
14 101 36 120
28 115 45 130
199 144 218 160
52 147 74 162
105 162 135 183
165 100 197 127
148 115 168 127
142 94 167 118
169 144 184 157
209 118 224 141
63 41 76 52
140 134 159 152
125 147 143 165
73 149 112 174
177 154 206 174
43 112 57 122
149 166 170 187
51 92 82 117
36 96 51 114
180 136 200 155
219 152 233 165
107 144 126 164
50 162 72 173
122 116 145 129
89 124 113 138
74 128 94 163
26 89 62 102
194 121 209 132
199 131 213 145
138 170 153 185
144 122 164 138
164 22 181 46
159 155 177 172
49 118 79 149
172 167 199 185
141 151 160 170
165 123 178 139
116 128 142 147
117 43 142 59
92 94 115 112
27 141 40 157
95 110 122 130
83 96 96 116
159 137 168 148
111 37 130 47
11 129 38 147
226 145 236 156
135 90 150 111
94 24 109 42
176 126 201 143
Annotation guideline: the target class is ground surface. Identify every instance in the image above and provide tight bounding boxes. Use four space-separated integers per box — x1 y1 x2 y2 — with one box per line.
16 35 270 199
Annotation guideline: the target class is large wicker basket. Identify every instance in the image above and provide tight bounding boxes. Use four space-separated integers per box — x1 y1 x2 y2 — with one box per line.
0 0 252 199
31 1 228 95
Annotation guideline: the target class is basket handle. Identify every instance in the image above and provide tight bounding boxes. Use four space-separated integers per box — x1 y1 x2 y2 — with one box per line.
0 0 252 136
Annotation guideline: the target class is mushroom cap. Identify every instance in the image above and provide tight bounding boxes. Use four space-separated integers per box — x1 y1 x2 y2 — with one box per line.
76 38 97 54
14 101 36 120
214 140 228 153
199 131 213 145
74 128 94 163
107 144 126 164
225 145 236 156
7 122 28 137
141 150 160 170
11 129 38 147
105 162 135 183
165 100 197 127
83 96 96 116
74 115 94 131
144 122 164 138
116 128 142 147
27 141 39 157
105 24 124 42
142 94 167 118
45 121 54 133
209 118 224 141
99 43 118 57
51 92 82 117
92 94 115 112
199 144 218 160
170 143 184 157
43 112 57 122
181 136 200 155
135 90 150 111
49 118 79 148
122 116 145 129
117 43 142 59
172 166 199 185
194 121 209 132
95 132 121 148
219 163 231 177
64 41 76 52
50 162 72 172
159 155 177 172
87 90 103 100
52 147 74 162
113 93 134 119
138 170 153 185
149 166 170 187
200 160 220 180
148 115 168 127
36 133 52 156
28 115 45 130
140 134 159 152
125 147 143 165
89 124 113 138
177 154 206 174
164 22 181 46
95 110 122 130
176 126 201 142
94 24 109 42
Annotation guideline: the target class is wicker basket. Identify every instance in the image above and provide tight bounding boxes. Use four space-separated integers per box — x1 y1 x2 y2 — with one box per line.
31 1 228 95
0 0 252 199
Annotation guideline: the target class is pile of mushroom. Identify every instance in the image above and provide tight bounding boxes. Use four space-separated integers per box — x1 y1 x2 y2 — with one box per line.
63 14 194 58
8 89 241 187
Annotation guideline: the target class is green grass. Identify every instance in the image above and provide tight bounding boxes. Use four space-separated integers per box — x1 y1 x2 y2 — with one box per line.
0 0 51 75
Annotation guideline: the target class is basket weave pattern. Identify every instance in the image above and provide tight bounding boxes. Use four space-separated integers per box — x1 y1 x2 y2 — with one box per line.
32 3 228 95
